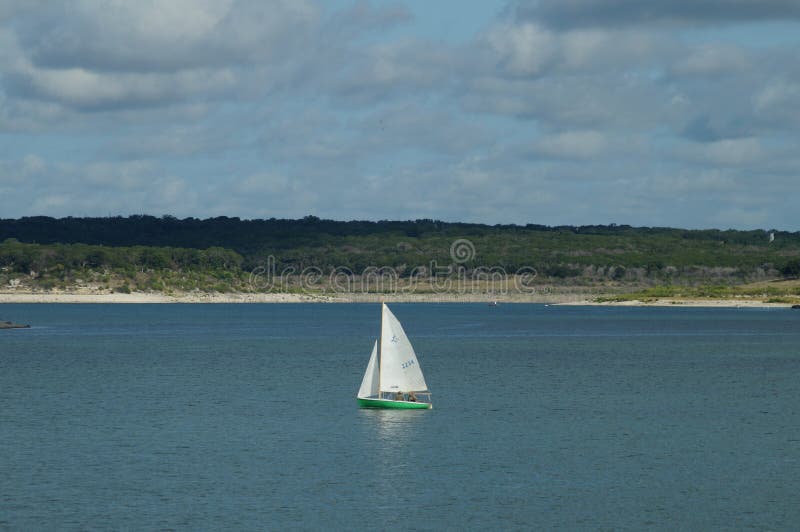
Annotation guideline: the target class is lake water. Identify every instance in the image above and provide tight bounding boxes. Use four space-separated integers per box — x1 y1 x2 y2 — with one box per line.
1 303 799 530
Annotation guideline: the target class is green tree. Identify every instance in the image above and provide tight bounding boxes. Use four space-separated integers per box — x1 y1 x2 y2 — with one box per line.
782 259 800 278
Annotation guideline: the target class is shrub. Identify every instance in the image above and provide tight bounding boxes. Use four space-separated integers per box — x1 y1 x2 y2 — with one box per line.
781 259 800 278
116 283 131 294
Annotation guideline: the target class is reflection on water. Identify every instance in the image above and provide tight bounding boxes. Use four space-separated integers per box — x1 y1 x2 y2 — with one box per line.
357 409 431 496
360 408 428 445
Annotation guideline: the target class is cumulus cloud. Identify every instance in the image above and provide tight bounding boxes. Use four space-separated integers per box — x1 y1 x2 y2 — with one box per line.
485 23 557 77
1 0 799 229
0 0 425 116
0 0 322 114
329 39 455 107
6 62 237 111
476 21 669 80
17 0 318 72
559 29 662 71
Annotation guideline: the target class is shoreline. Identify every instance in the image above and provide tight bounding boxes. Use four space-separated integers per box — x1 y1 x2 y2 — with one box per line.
556 298 792 308
0 290 795 308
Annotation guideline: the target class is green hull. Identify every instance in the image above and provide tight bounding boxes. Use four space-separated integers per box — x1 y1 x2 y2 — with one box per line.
357 397 432 409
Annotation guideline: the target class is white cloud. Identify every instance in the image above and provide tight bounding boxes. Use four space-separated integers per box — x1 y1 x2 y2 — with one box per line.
8 61 237 110
30 194 70 212
485 23 556 77
671 44 751 77
0 153 46 183
82 160 154 189
21 153 45 175
753 79 800 127
149 176 195 209
643 170 735 195
0 0 319 114
534 130 608 160
235 173 290 195
696 137 763 166
21 0 318 72
560 29 668 72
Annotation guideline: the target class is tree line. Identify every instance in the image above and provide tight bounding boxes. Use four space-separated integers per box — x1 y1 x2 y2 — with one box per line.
1 216 799 290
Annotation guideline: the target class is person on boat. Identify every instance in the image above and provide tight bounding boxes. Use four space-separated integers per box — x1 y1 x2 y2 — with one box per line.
408 392 417 402
395 391 404 401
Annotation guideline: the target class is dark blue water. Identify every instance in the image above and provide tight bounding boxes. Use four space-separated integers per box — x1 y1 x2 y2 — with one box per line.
2 304 799 529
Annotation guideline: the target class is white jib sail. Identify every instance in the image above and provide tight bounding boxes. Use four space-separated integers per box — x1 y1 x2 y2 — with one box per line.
379 304 429 393
357 340 379 398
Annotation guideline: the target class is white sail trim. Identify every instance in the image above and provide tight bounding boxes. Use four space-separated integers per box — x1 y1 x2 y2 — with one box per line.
357 340 379 398
379 304 429 392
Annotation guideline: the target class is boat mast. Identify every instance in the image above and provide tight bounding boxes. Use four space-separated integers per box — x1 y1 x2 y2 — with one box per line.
377 300 383 399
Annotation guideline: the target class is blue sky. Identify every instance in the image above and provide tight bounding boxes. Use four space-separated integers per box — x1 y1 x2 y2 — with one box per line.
1 0 800 229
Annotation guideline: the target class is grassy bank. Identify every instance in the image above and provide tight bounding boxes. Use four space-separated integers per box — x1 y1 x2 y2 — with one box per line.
594 279 800 304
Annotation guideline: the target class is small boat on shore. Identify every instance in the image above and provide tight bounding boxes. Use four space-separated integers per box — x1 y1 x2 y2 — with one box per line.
356 303 432 409
1 320 30 329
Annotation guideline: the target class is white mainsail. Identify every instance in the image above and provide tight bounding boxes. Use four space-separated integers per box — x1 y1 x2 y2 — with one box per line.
379 304 429 393
357 340 379 398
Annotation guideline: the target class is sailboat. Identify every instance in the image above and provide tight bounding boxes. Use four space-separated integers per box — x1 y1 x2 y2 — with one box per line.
357 303 432 409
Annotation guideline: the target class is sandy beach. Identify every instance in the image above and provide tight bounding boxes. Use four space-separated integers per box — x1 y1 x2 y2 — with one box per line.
557 298 793 308
0 290 548 304
0 289 795 307
0 290 333 304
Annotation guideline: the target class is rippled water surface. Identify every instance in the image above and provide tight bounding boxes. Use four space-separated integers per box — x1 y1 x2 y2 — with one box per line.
2 303 799 529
